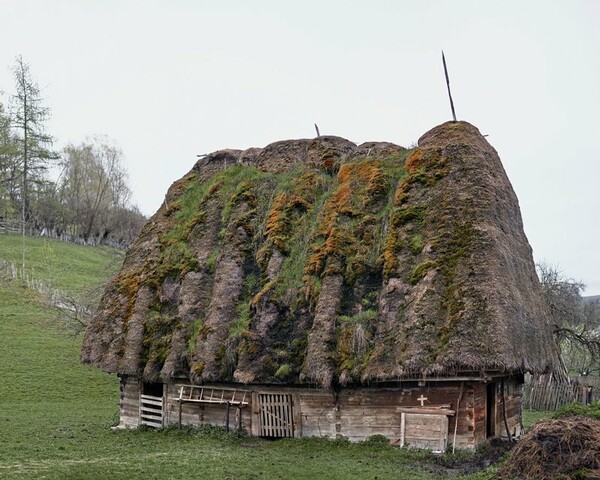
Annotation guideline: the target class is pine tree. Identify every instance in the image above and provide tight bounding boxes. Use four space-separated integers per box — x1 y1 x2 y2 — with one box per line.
11 55 58 228
0 101 19 217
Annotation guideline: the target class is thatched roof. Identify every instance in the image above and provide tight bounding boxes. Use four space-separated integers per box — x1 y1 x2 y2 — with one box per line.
81 121 561 387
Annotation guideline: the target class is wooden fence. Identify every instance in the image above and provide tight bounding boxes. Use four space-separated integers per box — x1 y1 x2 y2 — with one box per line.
0 218 22 234
523 382 596 411
0 220 128 249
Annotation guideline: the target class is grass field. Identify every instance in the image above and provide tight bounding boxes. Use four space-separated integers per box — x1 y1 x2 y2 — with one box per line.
0 233 122 292
0 234 551 479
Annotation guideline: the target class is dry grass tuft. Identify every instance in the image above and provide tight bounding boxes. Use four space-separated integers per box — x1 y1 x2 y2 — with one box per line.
499 416 600 480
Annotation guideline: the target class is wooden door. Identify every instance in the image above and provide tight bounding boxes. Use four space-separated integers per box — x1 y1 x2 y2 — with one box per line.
258 393 294 438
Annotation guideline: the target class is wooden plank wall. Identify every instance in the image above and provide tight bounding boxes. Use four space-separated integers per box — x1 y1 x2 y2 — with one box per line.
119 375 141 428
298 383 476 448
118 377 525 448
500 378 523 439
472 383 487 446
162 382 253 432
401 413 449 451
472 378 523 443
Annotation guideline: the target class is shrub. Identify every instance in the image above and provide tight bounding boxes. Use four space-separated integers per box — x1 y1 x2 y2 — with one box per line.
553 402 600 421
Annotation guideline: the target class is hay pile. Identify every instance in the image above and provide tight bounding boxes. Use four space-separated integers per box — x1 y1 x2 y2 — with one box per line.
499 416 600 479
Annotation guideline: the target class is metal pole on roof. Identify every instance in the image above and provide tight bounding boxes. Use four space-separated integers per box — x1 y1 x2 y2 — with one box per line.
442 51 457 122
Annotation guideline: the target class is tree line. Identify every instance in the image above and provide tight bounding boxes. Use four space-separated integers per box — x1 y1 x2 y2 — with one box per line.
0 56 145 247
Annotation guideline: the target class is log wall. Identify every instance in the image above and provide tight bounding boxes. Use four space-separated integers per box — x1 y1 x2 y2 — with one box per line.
118 376 524 449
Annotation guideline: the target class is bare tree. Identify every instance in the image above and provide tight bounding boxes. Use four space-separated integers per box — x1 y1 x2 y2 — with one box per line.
58 137 144 244
537 263 600 377
53 285 102 335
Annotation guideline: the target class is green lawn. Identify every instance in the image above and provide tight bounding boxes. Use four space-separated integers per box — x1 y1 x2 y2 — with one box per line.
522 409 552 430
0 234 547 479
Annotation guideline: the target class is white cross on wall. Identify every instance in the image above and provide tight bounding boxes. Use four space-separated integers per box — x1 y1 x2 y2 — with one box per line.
417 394 428 406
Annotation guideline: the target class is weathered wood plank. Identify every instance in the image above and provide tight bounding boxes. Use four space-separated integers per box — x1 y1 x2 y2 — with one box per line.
139 398 163 407
401 413 448 452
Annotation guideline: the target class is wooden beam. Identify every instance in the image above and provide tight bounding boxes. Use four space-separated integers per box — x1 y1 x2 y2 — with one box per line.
442 50 457 122
225 401 231 432
397 407 455 416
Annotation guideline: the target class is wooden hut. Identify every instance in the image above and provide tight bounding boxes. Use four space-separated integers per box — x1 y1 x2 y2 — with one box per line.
82 121 562 451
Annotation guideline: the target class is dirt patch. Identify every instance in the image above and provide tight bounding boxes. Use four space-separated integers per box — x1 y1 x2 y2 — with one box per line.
419 438 514 476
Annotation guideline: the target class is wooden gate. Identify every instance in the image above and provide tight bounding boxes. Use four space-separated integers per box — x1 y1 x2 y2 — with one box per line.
258 393 294 437
140 394 163 428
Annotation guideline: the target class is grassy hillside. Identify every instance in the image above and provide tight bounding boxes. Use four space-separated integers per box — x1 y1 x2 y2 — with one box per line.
0 236 116 477
0 233 121 292
0 234 547 479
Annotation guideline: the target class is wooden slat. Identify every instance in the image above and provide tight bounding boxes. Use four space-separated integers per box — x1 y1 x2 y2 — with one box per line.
274 394 279 437
251 391 260 437
523 381 582 411
140 393 164 428
141 420 163 428
258 393 293 438
140 398 163 407
292 394 302 438
140 408 162 415
397 407 455 415
142 412 162 422
400 413 406 447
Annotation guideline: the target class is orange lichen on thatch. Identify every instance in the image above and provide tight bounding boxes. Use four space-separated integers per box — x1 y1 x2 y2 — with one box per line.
250 278 276 307
264 192 311 251
404 149 424 175
393 177 411 205
305 160 382 278
366 164 386 199
329 161 381 215
115 269 144 317
381 146 448 278
264 193 289 249
329 164 354 214
404 147 449 186
263 173 317 252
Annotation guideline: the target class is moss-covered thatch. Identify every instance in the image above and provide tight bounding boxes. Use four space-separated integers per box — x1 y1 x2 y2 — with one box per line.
81 121 561 387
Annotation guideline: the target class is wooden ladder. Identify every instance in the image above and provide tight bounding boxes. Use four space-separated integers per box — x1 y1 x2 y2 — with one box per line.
176 385 251 430
178 385 250 405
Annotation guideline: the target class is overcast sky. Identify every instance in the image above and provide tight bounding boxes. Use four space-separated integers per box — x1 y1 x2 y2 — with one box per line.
1 1 598 294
